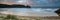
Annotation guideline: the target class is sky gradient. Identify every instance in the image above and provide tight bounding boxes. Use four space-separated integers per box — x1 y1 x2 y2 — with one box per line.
0 0 60 7
31 0 60 7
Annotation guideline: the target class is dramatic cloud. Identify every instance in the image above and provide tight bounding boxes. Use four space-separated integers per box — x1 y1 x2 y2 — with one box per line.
31 0 60 7
0 0 33 6
0 0 60 7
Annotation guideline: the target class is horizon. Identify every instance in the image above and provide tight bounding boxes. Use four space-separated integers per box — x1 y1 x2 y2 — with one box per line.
0 0 60 7
0 8 58 17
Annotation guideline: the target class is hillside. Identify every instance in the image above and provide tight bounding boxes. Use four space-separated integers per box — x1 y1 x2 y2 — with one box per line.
0 4 31 8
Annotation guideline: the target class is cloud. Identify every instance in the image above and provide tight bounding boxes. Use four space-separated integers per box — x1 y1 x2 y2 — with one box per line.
31 0 60 7
0 0 33 6
0 0 60 7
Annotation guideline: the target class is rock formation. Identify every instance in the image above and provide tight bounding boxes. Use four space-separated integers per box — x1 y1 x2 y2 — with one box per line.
55 8 60 16
0 4 31 8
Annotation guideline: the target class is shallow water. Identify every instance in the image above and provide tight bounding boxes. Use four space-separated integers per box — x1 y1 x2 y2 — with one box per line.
0 8 59 17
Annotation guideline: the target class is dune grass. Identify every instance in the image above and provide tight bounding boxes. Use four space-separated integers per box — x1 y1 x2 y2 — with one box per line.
0 14 41 20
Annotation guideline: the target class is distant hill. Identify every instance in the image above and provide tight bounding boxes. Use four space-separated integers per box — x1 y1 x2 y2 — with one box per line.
0 4 31 8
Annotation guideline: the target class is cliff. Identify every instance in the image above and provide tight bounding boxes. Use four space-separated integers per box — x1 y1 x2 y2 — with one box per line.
0 4 31 8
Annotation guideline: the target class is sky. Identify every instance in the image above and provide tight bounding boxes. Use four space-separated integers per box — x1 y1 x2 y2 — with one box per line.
0 0 60 7
0 8 58 17
31 0 60 7
0 0 32 6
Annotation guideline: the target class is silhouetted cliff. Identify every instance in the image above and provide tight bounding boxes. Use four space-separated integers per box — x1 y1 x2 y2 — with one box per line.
0 4 31 8
55 9 60 16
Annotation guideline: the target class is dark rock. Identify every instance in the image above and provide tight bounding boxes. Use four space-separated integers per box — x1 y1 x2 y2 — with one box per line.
0 4 31 8
55 8 60 16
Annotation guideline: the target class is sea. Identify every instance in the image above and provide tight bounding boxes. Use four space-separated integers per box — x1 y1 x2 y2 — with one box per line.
0 8 59 17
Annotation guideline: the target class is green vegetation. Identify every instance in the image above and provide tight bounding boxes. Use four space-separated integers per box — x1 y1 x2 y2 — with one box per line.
3 15 18 20
0 14 41 20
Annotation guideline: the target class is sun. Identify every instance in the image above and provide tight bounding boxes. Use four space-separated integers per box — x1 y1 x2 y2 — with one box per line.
16 0 33 6
17 0 26 3
17 0 24 3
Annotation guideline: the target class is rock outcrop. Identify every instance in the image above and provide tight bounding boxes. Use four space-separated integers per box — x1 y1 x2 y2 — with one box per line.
55 8 60 16
0 4 31 8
